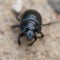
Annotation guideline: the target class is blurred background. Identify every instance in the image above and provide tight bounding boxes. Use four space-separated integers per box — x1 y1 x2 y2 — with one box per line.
48 0 60 14
0 0 60 60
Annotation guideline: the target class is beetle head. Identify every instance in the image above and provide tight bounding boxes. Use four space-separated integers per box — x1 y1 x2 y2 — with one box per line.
26 30 34 41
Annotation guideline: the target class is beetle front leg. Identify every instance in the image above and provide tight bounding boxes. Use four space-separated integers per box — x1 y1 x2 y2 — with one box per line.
40 32 44 39
37 30 44 39
18 32 24 45
28 36 37 46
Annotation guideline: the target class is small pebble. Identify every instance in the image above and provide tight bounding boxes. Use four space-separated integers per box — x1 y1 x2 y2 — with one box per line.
12 0 23 13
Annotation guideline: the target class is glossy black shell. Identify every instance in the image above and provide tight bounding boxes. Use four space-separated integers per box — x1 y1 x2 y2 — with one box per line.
20 10 42 32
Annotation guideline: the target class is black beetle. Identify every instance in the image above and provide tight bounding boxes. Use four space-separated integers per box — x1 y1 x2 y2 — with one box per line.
12 10 44 46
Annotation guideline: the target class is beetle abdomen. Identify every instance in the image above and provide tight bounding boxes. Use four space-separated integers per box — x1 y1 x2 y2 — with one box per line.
21 10 42 24
20 10 42 32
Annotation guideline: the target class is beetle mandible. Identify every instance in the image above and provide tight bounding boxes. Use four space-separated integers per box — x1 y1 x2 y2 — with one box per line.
12 10 44 46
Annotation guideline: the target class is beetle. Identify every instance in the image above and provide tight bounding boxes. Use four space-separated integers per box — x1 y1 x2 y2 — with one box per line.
12 9 44 46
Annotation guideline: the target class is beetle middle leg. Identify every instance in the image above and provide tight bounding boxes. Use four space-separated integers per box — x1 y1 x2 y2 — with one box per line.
12 25 20 28
28 35 37 46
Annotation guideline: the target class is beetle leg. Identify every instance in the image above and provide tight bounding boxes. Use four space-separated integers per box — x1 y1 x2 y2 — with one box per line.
18 33 24 45
12 11 20 21
40 32 44 39
15 15 21 21
28 36 37 46
12 25 20 28
37 30 44 39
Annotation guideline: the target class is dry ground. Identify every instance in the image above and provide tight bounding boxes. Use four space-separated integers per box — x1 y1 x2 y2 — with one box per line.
0 0 60 60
